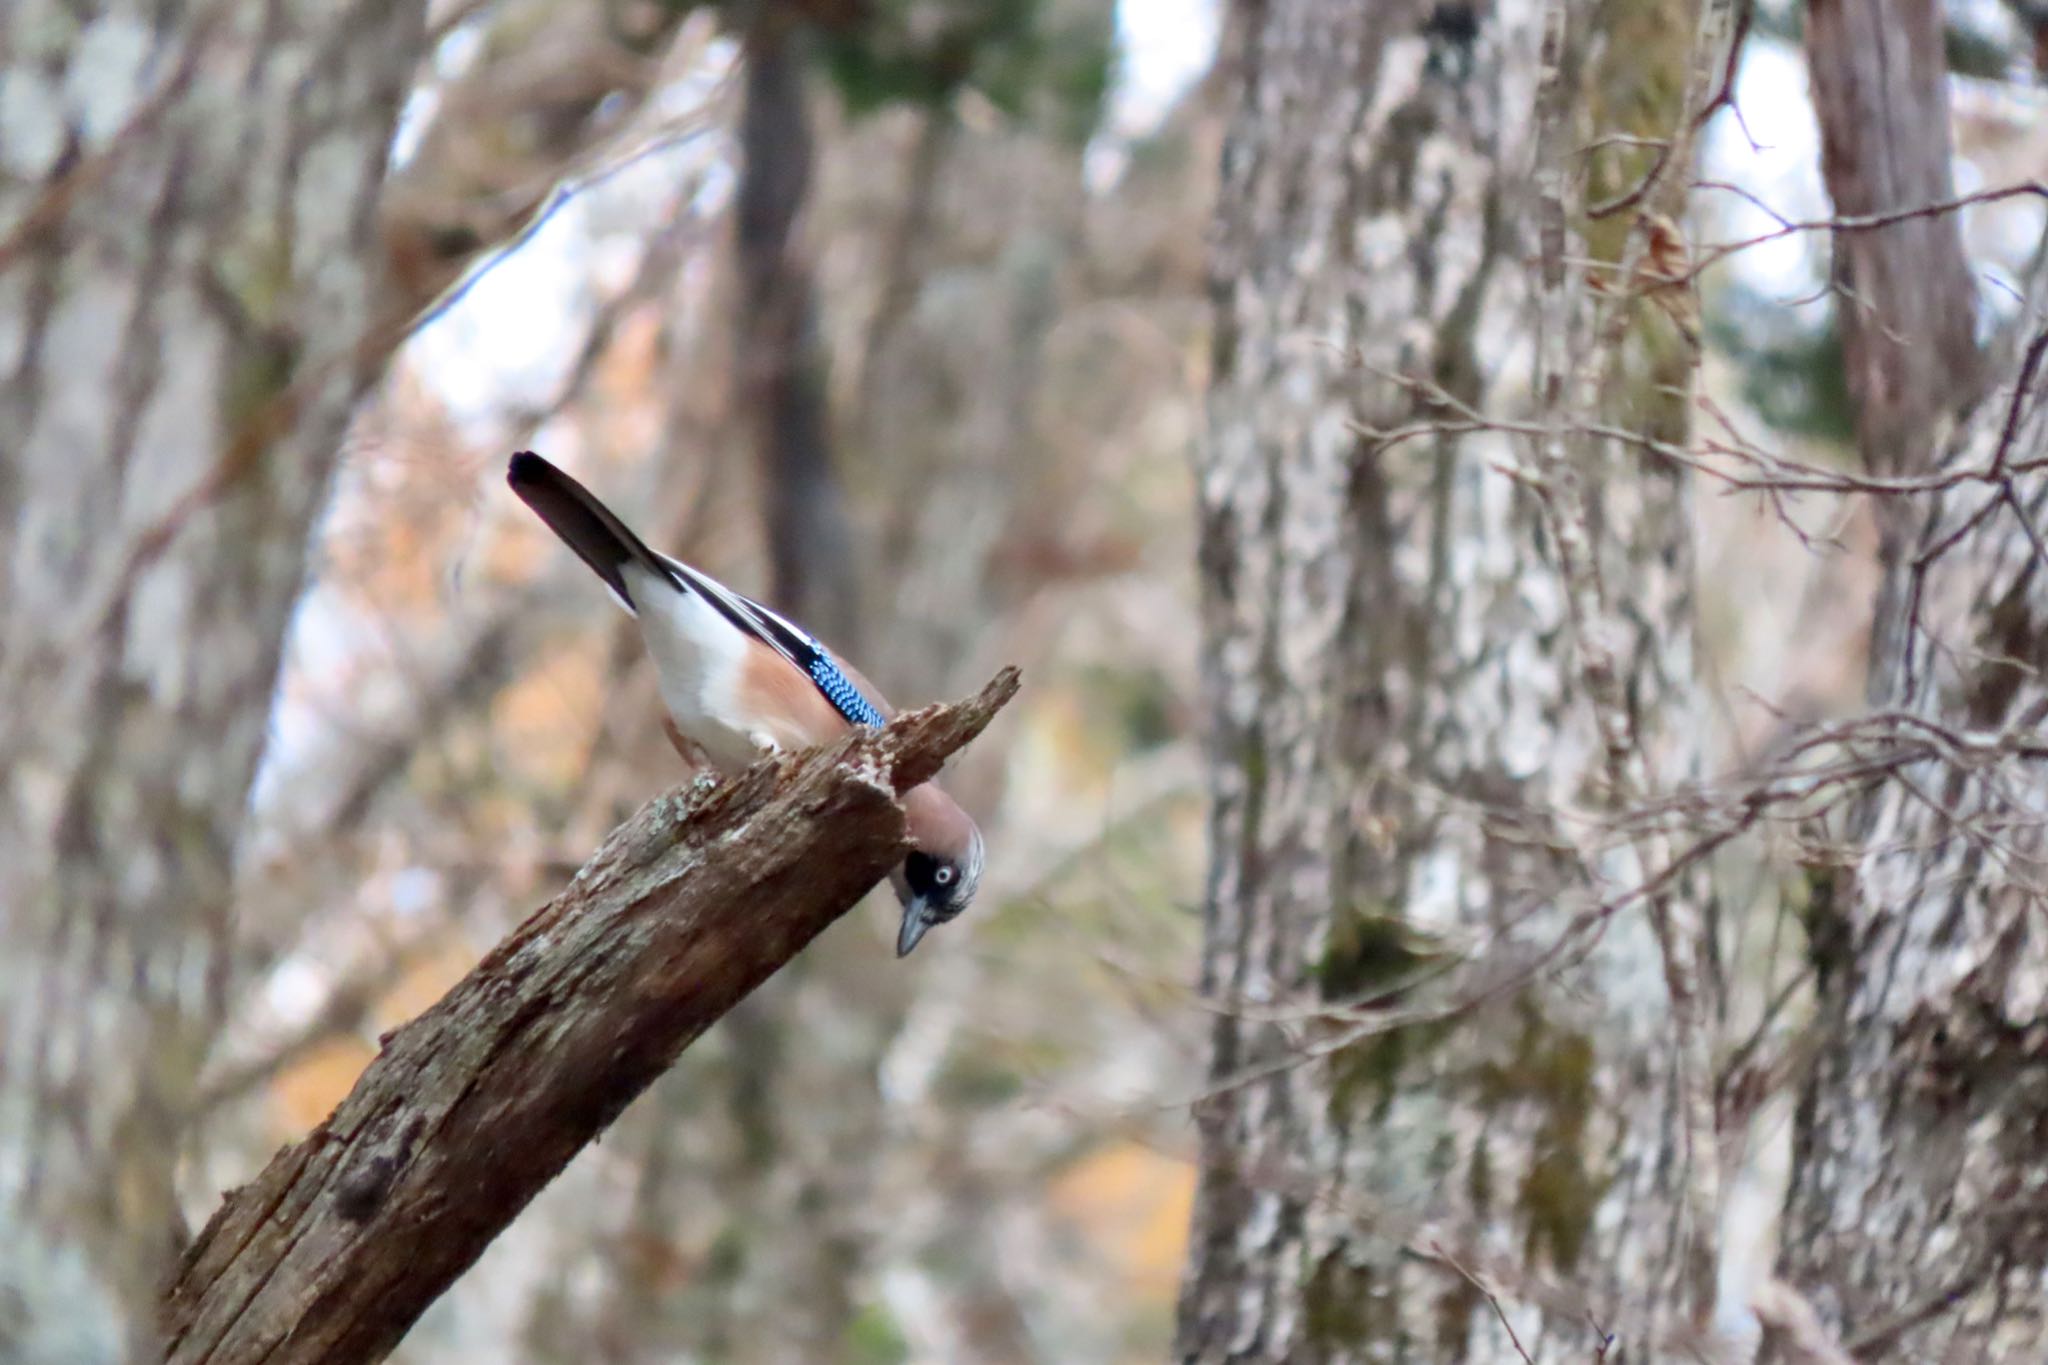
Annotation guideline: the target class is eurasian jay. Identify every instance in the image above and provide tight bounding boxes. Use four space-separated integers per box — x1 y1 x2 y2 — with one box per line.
507 450 983 956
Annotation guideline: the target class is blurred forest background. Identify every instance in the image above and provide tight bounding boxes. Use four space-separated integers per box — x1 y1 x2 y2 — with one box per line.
5 0 2048 1361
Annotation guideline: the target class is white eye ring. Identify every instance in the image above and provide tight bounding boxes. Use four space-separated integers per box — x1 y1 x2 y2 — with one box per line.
934 866 956 886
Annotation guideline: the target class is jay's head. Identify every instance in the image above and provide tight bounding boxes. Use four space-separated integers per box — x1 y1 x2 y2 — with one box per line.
891 784 984 957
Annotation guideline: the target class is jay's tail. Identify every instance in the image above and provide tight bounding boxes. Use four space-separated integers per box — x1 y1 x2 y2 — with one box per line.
507 451 672 610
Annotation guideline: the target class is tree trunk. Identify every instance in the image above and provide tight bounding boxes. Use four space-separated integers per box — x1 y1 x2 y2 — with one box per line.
1768 223 2048 1365
839 89 1103 1362
1765 15 2048 1360
1770 317 2048 1365
0 3 425 1356
1804 0 1982 480
736 6 860 650
1175 0 1724 1359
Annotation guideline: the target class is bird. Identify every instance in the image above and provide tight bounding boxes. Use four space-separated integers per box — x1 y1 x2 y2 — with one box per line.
506 450 982 956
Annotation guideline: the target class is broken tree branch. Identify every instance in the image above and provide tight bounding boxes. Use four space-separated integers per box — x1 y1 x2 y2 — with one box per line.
160 667 1021 1365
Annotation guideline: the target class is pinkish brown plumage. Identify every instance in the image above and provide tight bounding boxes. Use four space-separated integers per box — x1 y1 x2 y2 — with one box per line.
507 450 984 954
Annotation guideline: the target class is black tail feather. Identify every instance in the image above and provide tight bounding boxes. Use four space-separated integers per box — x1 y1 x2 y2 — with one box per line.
506 451 673 608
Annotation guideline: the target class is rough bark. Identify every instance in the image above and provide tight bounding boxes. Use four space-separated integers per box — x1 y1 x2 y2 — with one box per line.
160 670 1018 1365
1764 14 2048 1358
1176 1 1718 1360
0 3 426 1356
1770 303 2048 1360
1805 0 1982 479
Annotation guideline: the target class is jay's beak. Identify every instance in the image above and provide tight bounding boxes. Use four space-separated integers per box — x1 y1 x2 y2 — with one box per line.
896 899 940 958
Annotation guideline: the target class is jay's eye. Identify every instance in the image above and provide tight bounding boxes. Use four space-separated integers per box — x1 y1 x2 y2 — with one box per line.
935 866 956 886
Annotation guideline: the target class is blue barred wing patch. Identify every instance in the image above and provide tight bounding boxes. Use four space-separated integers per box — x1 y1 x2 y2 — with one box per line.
655 553 888 727
809 654 886 727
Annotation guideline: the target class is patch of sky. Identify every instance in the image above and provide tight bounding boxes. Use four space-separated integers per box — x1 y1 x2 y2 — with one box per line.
1085 0 1221 191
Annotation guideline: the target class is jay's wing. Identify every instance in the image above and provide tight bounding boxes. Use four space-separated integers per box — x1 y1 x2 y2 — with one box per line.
507 450 891 729
815 647 897 724
656 555 893 727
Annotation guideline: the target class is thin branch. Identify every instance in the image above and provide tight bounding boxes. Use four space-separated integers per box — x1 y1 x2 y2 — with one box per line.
1753 1279 1862 1365
1425 1241 1537 1365
1689 182 2048 282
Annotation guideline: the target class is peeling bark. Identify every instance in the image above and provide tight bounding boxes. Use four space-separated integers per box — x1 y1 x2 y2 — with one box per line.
0 3 426 1354
1176 1 1716 1360
161 672 1018 1365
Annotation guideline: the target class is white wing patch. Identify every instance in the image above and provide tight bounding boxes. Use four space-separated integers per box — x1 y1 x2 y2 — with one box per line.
655 555 886 727
658 555 815 668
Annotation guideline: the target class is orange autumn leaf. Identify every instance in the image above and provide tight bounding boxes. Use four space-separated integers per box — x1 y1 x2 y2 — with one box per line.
273 1036 377 1134
1048 1141 1197 1301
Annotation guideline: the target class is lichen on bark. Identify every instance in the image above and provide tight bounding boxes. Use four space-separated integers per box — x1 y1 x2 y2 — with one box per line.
1174 0 1716 1359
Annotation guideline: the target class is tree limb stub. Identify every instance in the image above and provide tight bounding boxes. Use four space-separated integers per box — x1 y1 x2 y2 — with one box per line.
161 668 1020 1365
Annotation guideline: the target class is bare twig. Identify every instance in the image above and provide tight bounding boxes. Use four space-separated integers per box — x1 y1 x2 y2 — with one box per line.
1426 1241 1537 1365
1753 1279 1862 1365
1690 182 2048 282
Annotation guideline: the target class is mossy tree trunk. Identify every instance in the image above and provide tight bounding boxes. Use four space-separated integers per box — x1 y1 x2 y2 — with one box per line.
1175 0 1721 1359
